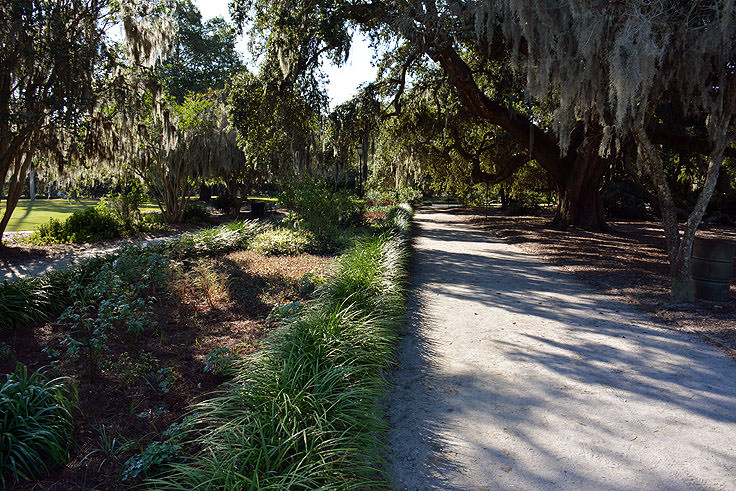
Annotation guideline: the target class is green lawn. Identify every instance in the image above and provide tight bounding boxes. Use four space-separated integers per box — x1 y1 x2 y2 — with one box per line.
248 196 278 202
1 199 160 232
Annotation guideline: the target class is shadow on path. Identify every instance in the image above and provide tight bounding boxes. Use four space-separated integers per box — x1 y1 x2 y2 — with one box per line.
387 211 736 490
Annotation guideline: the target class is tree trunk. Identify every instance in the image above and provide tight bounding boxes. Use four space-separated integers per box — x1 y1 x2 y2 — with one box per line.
431 45 610 231
233 180 254 218
634 126 727 302
29 169 36 201
552 139 609 230
361 133 369 196
555 181 606 231
0 152 32 243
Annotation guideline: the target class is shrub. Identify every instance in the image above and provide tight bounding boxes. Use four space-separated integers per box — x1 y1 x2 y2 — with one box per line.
501 190 545 216
0 364 78 487
367 188 422 206
98 184 147 233
250 227 314 256
212 194 236 214
30 206 122 244
29 217 66 244
397 187 423 204
141 212 166 228
182 201 210 223
278 178 364 245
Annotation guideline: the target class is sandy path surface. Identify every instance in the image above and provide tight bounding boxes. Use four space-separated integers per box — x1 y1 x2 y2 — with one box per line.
387 210 736 490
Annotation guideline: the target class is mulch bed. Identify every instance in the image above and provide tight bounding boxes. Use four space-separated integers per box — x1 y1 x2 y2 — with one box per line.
2 250 334 490
459 208 736 352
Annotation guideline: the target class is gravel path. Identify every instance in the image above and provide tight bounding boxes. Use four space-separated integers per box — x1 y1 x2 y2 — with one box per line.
387 210 736 490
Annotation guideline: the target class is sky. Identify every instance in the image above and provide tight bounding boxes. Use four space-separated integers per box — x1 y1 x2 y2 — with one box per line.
194 0 379 108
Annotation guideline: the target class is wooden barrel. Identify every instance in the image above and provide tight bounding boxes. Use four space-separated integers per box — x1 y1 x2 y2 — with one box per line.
691 238 735 302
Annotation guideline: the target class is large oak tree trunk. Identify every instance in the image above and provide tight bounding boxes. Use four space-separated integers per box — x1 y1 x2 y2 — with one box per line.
555 180 606 231
552 139 609 231
432 45 610 231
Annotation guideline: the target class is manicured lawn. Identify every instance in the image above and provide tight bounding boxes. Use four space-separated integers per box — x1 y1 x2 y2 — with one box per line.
1 199 161 232
248 195 278 202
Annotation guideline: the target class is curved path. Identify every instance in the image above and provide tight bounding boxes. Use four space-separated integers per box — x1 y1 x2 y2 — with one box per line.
387 210 736 490
0 232 182 281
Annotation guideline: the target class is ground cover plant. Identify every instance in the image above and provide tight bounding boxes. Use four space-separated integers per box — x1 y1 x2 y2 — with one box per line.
149 204 412 489
0 203 406 489
0 222 333 489
0 364 78 487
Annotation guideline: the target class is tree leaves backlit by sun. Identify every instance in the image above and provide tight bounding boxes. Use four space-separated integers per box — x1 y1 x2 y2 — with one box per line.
0 0 107 241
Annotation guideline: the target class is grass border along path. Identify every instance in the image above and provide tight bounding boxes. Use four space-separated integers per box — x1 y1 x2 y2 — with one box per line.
150 204 413 490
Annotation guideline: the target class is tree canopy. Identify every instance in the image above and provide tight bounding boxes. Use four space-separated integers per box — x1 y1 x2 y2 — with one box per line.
228 0 736 300
161 0 243 101
0 0 109 240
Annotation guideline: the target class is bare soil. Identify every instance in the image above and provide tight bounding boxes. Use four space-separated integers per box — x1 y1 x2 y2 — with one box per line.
3 250 334 490
466 208 736 352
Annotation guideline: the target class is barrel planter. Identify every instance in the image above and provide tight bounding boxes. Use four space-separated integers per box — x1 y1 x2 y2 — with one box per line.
691 238 735 302
250 200 266 219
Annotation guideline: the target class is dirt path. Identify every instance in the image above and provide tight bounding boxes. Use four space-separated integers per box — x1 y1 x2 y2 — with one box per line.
0 233 182 281
387 210 736 490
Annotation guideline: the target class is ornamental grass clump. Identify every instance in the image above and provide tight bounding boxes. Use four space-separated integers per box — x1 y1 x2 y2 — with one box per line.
164 220 266 258
0 364 78 487
0 270 73 333
149 205 412 489
250 227 315 256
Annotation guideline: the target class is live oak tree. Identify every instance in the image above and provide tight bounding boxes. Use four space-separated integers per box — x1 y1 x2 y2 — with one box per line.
231 0 736 301
370 56 534 202
0 0 108 242
230 0 616 231
470 1 736 302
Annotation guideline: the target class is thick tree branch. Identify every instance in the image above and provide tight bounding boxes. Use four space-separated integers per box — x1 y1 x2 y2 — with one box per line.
649 124 736 159
427 44 570 186
471 153 529 185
